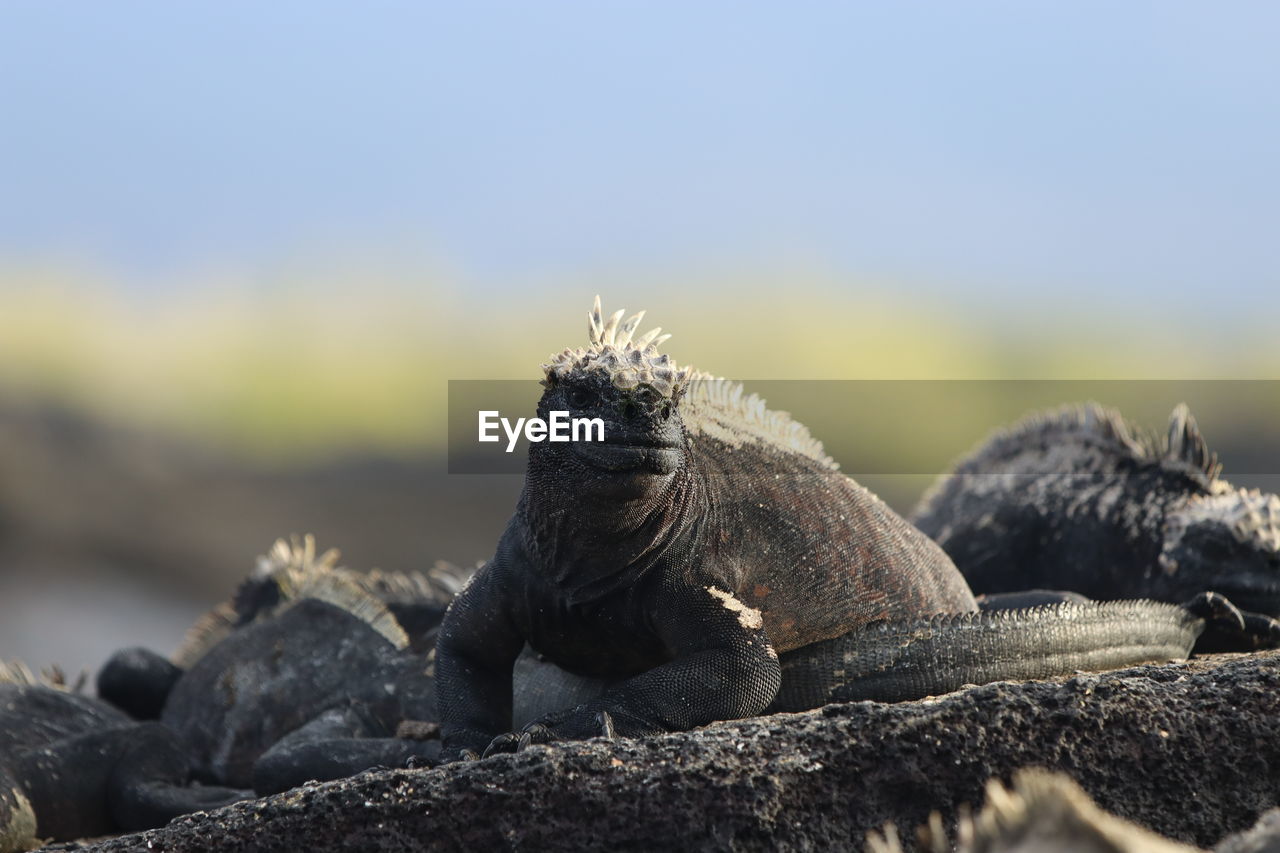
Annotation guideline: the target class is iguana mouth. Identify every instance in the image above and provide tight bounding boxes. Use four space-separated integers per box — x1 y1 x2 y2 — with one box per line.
570 439 682 474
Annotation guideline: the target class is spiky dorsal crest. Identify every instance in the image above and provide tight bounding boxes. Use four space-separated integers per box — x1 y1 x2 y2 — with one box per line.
173 534 410 666
0 659 71 691
1165 402 1222 482
542 296 690 398
252 534 409 649
254 532 343 584
681 370 837 469
175 534 340 666
355 561 473 607
278 567 410 650
949 402 1222 486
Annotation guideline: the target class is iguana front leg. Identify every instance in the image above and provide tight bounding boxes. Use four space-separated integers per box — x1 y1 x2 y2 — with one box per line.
482 583 782 756
435 564 527 759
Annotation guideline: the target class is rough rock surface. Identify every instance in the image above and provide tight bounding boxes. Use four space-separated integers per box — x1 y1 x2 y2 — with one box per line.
48 651 1280 853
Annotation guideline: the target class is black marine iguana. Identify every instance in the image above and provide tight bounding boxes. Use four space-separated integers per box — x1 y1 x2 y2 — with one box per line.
98 537 460 796
0 662 247 853
434 298 1230 760
909 403 1280 649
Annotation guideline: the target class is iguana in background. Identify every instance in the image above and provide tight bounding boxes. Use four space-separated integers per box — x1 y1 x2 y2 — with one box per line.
435 297 1232 760
0 662 247 853
910 403 1280 649
867 769 1203 853
97 536 462 795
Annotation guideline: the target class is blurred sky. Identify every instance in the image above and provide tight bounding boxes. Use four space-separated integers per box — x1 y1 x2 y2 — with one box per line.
2 1 1278 316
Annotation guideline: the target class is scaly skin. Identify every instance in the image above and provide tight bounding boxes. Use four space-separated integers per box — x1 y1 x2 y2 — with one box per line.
435 298 1210 760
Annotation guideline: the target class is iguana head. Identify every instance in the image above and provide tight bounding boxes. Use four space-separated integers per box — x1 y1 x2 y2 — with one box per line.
1160 487 1280 614
537 296 692 486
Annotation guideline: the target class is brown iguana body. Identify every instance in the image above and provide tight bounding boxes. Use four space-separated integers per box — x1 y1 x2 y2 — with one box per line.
435 298 1209 759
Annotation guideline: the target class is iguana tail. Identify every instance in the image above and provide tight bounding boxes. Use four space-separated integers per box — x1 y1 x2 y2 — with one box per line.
768 600 1203 712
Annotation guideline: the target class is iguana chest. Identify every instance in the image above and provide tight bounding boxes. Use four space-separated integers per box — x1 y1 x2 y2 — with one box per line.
514 582 670 679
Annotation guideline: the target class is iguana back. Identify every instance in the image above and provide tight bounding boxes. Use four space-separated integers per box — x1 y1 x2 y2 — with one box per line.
682 382 975 648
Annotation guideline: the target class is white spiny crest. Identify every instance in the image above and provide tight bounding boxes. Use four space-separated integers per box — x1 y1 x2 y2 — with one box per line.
252 534 408 649
0 659 70 690
680 368 836 468
255 533 342 582
0 659 40 686
545 295 690 397
176 535 422 667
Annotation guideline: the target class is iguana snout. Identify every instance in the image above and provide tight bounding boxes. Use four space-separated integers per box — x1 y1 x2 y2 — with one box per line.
541 371 686 475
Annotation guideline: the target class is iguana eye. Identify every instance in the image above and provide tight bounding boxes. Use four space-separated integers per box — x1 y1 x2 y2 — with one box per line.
566 387 592 409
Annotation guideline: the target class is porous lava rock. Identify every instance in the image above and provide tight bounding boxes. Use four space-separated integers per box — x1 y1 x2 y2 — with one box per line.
52 650 1280 853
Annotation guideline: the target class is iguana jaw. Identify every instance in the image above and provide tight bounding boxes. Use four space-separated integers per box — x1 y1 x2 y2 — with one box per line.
569 437 683 474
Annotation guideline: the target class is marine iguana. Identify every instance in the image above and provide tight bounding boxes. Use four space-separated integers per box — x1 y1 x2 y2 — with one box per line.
0 662 247 853
434 297 1225 760
97 537 460 795
909 403 1280 649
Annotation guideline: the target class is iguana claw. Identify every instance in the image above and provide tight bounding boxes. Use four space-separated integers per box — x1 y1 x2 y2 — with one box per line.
1181 591 1246 632
1181 591 1280 650
515 723 557 752
481 733 521 758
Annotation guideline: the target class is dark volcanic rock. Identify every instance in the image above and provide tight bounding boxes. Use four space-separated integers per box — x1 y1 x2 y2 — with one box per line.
55 651 1280 853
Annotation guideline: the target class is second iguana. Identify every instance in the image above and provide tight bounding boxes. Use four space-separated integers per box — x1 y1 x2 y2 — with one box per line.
909 402 1280 648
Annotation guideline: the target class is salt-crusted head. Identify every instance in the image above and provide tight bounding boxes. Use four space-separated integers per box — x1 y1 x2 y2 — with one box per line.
541 295 692 400
532 297 691 488
1161 487 1280 613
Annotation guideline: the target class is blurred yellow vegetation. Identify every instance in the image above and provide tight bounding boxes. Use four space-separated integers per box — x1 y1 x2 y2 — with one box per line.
1 266 1276 465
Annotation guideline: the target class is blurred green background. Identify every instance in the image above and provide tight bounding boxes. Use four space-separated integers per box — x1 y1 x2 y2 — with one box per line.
1 2 1277 674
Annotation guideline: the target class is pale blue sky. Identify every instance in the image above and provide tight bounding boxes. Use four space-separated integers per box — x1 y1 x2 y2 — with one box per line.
2 2 1277 312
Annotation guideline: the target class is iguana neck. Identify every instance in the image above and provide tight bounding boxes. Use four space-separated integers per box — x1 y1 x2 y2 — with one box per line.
518 461 706 604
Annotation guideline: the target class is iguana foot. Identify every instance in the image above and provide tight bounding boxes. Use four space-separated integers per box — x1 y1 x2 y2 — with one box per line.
480 732 521 757
481 724 555 757
1180 591 1280 650
1181 591 1246 631
482 710 618 757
